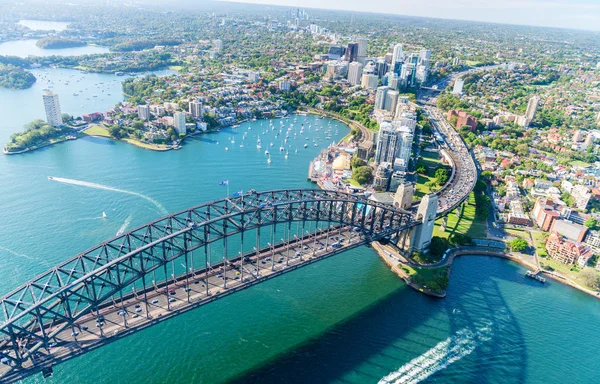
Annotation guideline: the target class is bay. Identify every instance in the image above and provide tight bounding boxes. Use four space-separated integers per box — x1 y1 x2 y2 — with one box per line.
0 39 110 58
0 73 598 383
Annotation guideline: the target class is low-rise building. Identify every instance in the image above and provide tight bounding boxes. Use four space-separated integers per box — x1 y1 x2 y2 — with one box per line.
546 232 593 266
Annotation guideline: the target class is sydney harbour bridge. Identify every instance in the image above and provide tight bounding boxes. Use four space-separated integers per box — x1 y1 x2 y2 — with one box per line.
0 105 476 382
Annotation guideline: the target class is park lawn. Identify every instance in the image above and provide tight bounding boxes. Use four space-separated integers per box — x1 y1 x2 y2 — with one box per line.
433 192 487 239
505 228 530 242
345 178 361 187
531 231 548 257
122 138 171 151
168 65 183 71
83 125 111 137
415 174 437 198
421 150 442 165
465 60 482 66
569 160 591 168
539 257 600 290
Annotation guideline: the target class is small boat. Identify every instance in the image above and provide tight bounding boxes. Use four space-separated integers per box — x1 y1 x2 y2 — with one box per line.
47 176 54 180
102 212 107 218
225 147 229 151
267 155 272 164
304 144 308 148
265 149 269 155
73 93 79 96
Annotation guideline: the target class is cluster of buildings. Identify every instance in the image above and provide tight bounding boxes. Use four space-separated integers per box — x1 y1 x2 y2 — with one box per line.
323 40 432 91
372 102 417 192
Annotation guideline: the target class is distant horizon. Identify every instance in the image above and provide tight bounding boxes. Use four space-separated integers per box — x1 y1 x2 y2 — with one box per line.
222 0 600 32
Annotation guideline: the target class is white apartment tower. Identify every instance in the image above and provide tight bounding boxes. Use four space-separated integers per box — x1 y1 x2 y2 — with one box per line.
356 37 368 64
361 73 379 90
452 78 464 95
189 101 203 119
43 91 63 127
392 44 404 64
138 105 150 121
374 86 389 110
524 96 539 127
347 61 363 85
384 90 399 113
173 112 187 135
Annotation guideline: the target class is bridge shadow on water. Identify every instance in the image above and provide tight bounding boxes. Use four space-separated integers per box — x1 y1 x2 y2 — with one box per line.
228 256 529 384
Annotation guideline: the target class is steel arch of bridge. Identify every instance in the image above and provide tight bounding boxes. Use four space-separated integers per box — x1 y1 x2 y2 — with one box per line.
0 189 414 381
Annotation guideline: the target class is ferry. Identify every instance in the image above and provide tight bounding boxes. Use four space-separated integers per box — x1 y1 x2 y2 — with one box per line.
525 270 546 283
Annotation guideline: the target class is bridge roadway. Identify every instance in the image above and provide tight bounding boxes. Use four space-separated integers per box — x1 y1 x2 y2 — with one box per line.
0 225 366 383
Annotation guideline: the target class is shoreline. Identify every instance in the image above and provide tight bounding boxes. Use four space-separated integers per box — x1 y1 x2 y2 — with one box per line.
373 242 600 300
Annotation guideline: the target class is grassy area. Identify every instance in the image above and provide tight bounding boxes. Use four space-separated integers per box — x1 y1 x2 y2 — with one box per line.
420 150 442 165
505 228 530 242
83 125 111 137
433 192 487 239
415 174 437 198
531 231 548 257
569 160 591 168
344 178 361 187
539 257 600 290
84 125 171 151
401 265 450 293
168 65 183 71
122 138 171 151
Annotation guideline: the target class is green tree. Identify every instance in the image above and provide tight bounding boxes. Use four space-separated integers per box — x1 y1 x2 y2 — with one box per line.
434 167 449 185
509 238 528 252
353 166 373 185
580 269 600 290
429 236 450 258
584 218 599 230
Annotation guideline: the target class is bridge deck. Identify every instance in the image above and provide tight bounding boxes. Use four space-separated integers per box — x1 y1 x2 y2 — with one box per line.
0 226 367 383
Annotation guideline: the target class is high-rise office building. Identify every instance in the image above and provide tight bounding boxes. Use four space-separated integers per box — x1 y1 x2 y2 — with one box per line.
189 101 203 120
387 72 399 90
394 125 413 166
374 86 389 110
375 59 388 78
137 104 150 121
524 96 539 127
361 73 378 90
345 42 359 62
384 90 399 113
375 122 398 164
43 91 63 127
419 49 431 63
356 37 368 63
452 78 464 95
392 44 404 64
173 112 187 135
328 46 346 60
347 61 363 85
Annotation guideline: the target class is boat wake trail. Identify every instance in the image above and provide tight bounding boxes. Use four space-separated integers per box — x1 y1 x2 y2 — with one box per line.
49 177 167 214
116 215 132 236
378 324 492 384
0 246 34 261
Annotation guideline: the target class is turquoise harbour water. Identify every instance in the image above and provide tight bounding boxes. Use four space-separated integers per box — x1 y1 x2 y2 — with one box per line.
0 72 599 384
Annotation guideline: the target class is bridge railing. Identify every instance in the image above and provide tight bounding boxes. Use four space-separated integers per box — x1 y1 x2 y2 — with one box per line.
0 189 414 376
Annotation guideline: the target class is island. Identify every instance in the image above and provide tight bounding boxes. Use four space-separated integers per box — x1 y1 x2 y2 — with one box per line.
35 37 86 49
0 63 36 89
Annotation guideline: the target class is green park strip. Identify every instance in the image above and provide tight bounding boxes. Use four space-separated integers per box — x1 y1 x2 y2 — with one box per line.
433 192 488 240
